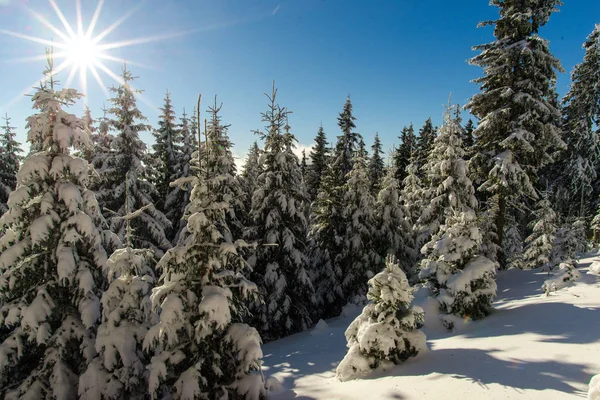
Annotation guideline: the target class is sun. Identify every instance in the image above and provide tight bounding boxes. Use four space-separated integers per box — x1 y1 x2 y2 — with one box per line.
64 34 103 70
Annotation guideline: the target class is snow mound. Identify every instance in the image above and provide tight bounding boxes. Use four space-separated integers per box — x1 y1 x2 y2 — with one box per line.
542 260 581 295
590 374 600 400
310 319 329 336
588 260 600 275
265 376 283 393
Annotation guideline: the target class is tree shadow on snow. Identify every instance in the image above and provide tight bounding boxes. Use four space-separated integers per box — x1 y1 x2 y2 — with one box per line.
372 346 592 396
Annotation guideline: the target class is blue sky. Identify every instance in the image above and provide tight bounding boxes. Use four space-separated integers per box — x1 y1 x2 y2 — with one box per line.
1 0 599 165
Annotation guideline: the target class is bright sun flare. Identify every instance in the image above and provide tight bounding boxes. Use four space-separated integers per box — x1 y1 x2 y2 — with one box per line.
64 34 103 69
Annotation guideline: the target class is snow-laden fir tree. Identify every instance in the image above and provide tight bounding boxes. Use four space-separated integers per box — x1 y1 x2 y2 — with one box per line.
415 103 478 252
240 142 262 221
418 105 496 329
393 124 417 184
79 198 156 400
462 118 475 157
0 52 107 399
247 86 314 341
415 118 436 178
0 114 23 217
77 105 96 163
466 0 565 259
551 217 588 266
310 98 361 317
336 255 426 382
522 191 557 270
151 91 181 215
558 24 600 217
478 196 500 267
368 133 385 195
166 109 197 245
305 125 329 201
374 166 415 279
503 219 524 270
143 102 265 400
300 149 308 181
399 153 424 276
90 106 114 172
95 66 171 255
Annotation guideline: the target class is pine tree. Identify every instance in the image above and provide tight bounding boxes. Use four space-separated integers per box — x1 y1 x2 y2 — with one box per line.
559 24 600 218
368 133 385 195
336 255 426 382
399 153 424 276
418 105 496 329
462 118 476 160
306 125 330 201
79 201 156 400
503 219 524 270
374 166 415 277
166 109 196 245
466 0 565 261
95 66 171 255
90 106 114 172
300 149 308 181
247 86 314 340
0 114 23 217
551 217 588 266
335 97 360 180
78 105 96 163
143 106 265 399
522 192 557 270
478 196 501 267
0 52 107 399
393 124 417 184
241 141 262 220
151 91 181 214
415 118 436 177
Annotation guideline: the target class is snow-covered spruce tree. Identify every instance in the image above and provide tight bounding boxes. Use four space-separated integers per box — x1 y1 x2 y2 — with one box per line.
558 24 600 218
0 53 107 399
240 141 262 223
522 191 557 270
415 105 478 252
336 255 426 382
166 109 196 245
466 0 565 260
393 124 417 184
478 196 501 267
247 86 314 341
399 153 424 276
418 105 496 329
90 106 114 172
305 125 330 202
368 133 385 195
76 105 96 163
414 118 436 178
79 200 156 400
151 91 181 214
300 149 308 181
551 217 588 266
143 109 266 400
462 118 475 157
503 218 524 270
374 166 416 279
0 114 23 217
95 66 171 255
309 98 360 317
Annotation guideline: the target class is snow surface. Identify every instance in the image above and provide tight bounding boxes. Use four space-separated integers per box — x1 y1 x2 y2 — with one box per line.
263 251 600 399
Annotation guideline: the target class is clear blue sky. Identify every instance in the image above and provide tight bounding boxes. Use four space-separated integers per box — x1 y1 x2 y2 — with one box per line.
1 0 599 164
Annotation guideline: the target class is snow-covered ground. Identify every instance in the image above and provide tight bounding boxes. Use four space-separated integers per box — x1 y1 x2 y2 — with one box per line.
263 251 600 399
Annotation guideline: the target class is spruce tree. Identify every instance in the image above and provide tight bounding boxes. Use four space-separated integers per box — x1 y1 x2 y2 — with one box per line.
144 107 265 400
95 66 171 255
0 53 107 398
393 124 417 184
90 106 114 172
462 118 476 160
241 141 262 220
78 105 96 163
415 118 436 176
503 219 524 270
166 109 196 245
418 105 496 328
300 149 308 181
335 97 360 180
0 114 23 217
336 255 426 382
306 125 329 201
466 0 565 260
151 91 181 214
247 86 314 340
368 133 385 195
522 192 557 270
399 153 424 276
559 24 600 218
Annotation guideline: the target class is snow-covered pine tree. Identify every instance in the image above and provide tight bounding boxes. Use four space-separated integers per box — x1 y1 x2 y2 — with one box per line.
241 141 263 223
143 100 266 399
466 0 565 260
503 219 524 270
305 125 330 201
78 105 96 163
0 52 107 399
418 104 496 329
368 133 385 195
0 114 23 217
399 152 424 276
247 86 314 341
551 217 588 266
522 191 557 270
95 66 171 255
300 149 308 181
79 197 156 400
151 91 181 215
336 255 426 382
559 24 600 218
478 196 501 267
393 124 417 185
166 109 196 245
90 106 114 171
415 118 436 178
374 165 415 278
309 98 361 317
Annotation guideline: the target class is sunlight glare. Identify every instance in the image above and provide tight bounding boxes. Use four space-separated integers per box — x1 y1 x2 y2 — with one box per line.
65 34 103 69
